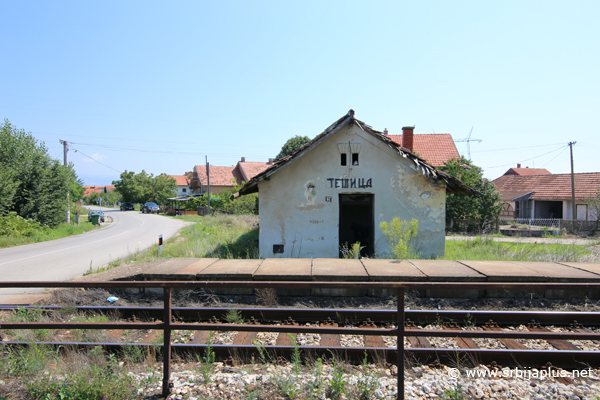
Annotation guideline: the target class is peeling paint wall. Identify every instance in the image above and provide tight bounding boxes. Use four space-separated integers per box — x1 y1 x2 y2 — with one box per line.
258 124 446 259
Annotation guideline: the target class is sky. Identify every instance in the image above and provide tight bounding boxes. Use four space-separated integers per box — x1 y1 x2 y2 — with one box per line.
2 1 599 185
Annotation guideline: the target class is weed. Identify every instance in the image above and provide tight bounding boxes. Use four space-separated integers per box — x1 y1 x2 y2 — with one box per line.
224 308 245 324
197 331 215 383
327 353 347 400
441 380 465 400
255 288 279 307
307 357 325 398
253 338 270 364
340 241 365 259
2 343 57 377
289 334 302 374
380 217 420 259
356 350 379 400
273 371 300 399
121 344 146 364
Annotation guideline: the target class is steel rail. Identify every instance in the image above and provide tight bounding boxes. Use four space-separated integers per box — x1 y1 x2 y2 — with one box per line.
4 305 599 327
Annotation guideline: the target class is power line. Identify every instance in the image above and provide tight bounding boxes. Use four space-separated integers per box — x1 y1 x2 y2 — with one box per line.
484 144 569 169
471 142 567 154
541 146 568 167
70 146 123 174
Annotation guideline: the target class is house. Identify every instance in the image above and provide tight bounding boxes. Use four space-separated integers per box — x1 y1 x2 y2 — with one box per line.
492 168 600 220
170 173 191 196
236 110 473 259
189 158 273 195
82 185 116 197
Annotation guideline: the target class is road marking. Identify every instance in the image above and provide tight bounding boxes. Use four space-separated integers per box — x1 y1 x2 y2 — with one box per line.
0 229 133 267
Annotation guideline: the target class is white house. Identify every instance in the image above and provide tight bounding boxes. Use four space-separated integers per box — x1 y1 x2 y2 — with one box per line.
237 110 473 259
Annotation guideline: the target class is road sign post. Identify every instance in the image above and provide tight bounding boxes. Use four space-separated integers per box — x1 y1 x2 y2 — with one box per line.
158 234 163 255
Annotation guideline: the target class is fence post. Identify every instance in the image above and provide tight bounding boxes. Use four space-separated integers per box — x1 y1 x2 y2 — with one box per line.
162 288 172 397
397 288 405 400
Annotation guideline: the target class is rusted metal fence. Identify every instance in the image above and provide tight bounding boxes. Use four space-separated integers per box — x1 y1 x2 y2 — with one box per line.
1 280 600 399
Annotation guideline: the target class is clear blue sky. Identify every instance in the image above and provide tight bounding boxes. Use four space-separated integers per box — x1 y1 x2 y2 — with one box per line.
2 1 599 185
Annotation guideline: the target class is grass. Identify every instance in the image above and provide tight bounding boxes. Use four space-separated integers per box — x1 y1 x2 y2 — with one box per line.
444 236 600 262
124 214 259 265
0 220 100 249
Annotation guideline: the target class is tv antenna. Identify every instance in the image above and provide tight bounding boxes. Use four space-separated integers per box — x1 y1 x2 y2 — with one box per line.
454 126 482 160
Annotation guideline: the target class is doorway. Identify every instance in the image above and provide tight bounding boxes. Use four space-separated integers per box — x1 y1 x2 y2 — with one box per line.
339 194 374 258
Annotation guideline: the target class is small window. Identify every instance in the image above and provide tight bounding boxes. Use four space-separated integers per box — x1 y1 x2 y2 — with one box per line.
352 153 359 165
182 188 187 193
341 153 347 166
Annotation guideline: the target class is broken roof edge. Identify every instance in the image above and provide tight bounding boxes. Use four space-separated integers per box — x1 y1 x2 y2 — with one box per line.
236 110 477 197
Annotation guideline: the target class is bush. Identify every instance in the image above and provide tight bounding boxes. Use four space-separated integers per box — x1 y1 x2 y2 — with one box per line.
0 212 47 237
379 217 420 259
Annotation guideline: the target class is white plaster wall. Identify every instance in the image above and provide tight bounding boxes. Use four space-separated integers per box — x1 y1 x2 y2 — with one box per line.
258 124 447 259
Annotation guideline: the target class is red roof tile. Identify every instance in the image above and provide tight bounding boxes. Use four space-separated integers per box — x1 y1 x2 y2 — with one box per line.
492 173 600 201
170 175 190 186
192 165 243 187
503 167 552 176
387 134 460 167
238 161 272 182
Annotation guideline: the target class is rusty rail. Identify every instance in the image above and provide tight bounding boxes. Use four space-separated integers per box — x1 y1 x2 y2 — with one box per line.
1 280 599 399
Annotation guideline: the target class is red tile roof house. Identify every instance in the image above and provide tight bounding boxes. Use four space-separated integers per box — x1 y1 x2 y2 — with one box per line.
189 158 273 195
492 166 600 221
82 185 116 197
170 174 191 197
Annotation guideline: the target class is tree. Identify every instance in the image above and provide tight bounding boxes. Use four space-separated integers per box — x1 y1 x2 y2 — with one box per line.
113 170 176 205
584 187 600 224
1 119 78 227
442 156 503 233
275 135 311 160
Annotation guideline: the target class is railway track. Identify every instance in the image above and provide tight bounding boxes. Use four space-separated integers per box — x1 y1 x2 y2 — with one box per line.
2 305 599 369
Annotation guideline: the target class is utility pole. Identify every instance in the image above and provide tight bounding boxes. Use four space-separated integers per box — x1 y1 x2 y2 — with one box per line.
569 141 577 221
205 156 211 216
60 140 70 223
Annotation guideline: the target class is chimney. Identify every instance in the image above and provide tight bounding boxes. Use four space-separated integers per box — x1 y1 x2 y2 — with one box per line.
517 163 521 168
241 157 246 162
402 126 414 152
383 128 388 136
268 158 273 165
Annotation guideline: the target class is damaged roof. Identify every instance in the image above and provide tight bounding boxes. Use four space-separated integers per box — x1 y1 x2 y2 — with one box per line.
236 110 475 197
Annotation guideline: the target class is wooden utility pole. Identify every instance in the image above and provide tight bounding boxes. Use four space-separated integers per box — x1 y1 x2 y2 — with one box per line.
205 156 211 216
569 141 577 221
60 140 70 223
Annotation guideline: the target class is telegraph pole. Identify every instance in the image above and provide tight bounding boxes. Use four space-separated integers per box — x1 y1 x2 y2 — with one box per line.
205 156 211 216
569 141 577 221
60 140 70 223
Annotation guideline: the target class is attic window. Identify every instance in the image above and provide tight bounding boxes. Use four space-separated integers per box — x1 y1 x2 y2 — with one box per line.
341 153 347 166
352 153 359 166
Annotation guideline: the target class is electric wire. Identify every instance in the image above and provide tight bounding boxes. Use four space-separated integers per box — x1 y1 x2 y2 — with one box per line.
484 144 569 169
541 146 569 168
70 146 123 174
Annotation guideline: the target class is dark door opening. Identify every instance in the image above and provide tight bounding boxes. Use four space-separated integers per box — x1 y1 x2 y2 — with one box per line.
339 194 374 258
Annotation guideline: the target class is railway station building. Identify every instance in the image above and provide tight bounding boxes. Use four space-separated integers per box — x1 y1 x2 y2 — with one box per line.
236 110 473 259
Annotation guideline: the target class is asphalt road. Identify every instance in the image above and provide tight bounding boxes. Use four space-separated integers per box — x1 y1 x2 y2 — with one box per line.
0 208 185 304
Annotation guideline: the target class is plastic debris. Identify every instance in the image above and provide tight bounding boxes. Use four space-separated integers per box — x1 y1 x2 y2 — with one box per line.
107 297 119 303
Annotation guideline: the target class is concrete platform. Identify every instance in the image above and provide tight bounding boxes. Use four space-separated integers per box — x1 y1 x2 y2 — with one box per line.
98 258 600 299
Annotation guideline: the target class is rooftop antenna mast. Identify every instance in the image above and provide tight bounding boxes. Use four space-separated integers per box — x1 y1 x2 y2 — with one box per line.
454 126 482 160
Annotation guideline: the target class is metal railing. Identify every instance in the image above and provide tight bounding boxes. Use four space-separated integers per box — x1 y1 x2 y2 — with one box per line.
1 280 599 399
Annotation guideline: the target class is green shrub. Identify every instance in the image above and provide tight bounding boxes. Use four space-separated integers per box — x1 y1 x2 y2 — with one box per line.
379 217 420 259
340 242 365 259
0 212 47 237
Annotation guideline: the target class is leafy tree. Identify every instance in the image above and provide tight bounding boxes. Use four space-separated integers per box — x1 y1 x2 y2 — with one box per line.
442 156 502 233
113 171 176 205
584 187 600 223
275 135 311 160
0 119 77 227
